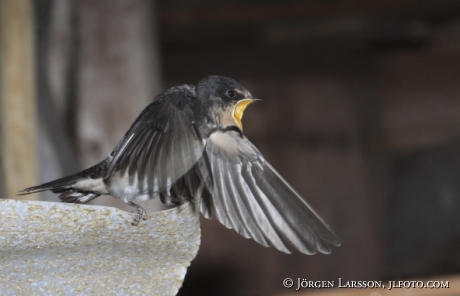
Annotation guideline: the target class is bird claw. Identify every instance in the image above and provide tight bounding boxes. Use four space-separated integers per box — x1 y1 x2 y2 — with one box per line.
128 202 148 226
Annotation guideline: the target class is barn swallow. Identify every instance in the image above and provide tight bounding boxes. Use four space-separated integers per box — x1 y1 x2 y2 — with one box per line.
20 75 340 254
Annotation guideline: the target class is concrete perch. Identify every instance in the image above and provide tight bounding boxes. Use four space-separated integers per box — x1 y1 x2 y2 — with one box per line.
0 199 200 296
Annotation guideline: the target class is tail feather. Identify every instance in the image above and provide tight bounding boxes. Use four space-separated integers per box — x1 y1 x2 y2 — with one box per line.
18 158 111 204
18 175 83 196
19 174 102 204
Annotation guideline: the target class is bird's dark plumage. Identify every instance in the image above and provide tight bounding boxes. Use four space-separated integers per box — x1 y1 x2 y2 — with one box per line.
20 75 340 254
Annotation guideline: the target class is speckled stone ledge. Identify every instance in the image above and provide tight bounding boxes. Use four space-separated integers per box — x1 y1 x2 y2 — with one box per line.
0 199 200 296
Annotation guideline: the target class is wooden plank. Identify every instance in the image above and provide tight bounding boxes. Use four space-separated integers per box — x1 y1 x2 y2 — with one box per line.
0 0 38 199
159 0 460 29
77 0 161 168
378 51 460 152
76 0 163 212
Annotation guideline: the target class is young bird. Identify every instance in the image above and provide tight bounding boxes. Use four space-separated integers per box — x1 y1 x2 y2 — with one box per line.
20 75 341 255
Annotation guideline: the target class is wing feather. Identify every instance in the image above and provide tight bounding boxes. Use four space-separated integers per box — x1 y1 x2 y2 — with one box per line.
223 165 269 245
202 130 340 254
105 85 205 199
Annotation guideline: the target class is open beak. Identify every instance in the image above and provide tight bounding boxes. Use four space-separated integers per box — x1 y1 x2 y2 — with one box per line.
232 98 260 130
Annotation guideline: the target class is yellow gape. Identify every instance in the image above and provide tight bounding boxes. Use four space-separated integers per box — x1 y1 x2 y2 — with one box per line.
232 99 257 130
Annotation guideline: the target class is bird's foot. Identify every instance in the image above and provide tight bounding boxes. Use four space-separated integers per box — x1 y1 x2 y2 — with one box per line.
127 202 148 226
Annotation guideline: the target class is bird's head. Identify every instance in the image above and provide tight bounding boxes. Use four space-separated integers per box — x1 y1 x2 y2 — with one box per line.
197 75 259 131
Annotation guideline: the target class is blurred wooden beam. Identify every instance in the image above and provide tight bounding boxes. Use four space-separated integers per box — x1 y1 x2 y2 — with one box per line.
159 0 460 29
77 0 162 169
0 0 38 199
163 46 371 82
378 51 460 152
77 0 163 212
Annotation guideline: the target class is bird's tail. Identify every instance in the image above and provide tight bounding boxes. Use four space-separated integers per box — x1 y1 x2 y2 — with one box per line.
18 174 102 204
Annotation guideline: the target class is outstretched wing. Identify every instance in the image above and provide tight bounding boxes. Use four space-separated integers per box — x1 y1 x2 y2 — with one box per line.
201 130 341 255
106 85 206 202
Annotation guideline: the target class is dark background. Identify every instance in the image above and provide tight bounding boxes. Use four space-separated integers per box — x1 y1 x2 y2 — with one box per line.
2 1 460 295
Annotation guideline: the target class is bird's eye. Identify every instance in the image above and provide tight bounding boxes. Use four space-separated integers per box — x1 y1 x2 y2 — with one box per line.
227 90 235 98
